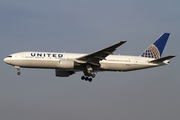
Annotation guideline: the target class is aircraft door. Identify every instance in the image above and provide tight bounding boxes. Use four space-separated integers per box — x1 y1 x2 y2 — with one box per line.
20 54 24 58
134 58 139 69
134 59 138 64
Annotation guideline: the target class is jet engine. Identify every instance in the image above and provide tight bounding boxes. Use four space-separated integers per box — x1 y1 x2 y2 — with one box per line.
55 69 75 77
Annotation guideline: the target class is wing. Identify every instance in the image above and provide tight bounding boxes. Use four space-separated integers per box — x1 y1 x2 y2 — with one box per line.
77 41 126 66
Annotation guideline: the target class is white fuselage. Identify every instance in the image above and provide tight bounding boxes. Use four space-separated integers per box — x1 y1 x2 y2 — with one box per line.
3 52 169 72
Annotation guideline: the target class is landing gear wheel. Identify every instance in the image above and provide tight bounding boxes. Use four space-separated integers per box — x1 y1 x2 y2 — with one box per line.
89 78 92 82
17 71 21 75
85 77 89 81
82 71 96 82
81 76 85 80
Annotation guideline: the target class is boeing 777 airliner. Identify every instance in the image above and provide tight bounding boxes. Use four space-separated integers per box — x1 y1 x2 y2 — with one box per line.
4 33 176 82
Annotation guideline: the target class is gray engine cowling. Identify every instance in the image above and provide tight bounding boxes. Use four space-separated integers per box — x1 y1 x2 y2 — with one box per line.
55 69 75 77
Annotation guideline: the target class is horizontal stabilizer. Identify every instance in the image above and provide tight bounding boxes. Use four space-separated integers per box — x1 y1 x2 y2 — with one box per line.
149 55 176 63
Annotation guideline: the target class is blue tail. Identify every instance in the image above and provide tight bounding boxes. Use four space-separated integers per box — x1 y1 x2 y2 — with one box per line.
140 33 170 59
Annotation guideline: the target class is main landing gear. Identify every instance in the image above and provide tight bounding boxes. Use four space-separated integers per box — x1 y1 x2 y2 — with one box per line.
15 66 21 75
81 64 97 82
81 71 96 82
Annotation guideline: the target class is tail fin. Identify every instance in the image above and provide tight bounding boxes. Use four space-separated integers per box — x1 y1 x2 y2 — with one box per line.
140 33 170 59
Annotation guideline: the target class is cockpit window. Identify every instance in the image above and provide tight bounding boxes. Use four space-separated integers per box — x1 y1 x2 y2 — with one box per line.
7 56 12 57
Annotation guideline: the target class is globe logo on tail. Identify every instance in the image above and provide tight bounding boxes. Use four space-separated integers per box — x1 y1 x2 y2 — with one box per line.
141 44 160 59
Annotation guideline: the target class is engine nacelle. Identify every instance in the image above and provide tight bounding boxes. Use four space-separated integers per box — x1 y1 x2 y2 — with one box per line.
59 59 74 69
55 69 75 77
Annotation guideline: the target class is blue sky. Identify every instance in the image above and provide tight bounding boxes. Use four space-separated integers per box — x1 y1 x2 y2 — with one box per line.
0 0 180 120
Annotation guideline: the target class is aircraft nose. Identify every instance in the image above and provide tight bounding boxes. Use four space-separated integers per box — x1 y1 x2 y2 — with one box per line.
4 58 8 63
3 58 10 64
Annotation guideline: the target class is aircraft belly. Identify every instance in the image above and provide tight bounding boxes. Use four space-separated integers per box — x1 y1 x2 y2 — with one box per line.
100 62 135 71
100 62 159 71
133 64 158 70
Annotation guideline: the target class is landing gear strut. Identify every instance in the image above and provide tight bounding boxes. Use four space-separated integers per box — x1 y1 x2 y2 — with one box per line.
15 66 21 75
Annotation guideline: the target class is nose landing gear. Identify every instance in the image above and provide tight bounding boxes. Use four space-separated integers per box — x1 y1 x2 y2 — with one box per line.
15 66 21 75
17 71 21 75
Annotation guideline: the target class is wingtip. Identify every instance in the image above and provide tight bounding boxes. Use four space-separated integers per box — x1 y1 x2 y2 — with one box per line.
171 55 177 57
120 40 127 43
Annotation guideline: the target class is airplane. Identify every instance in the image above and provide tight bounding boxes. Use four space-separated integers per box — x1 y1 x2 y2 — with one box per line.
4 33 176 82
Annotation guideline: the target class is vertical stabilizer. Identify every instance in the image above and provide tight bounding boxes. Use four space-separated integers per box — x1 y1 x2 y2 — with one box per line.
140 33 170 59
